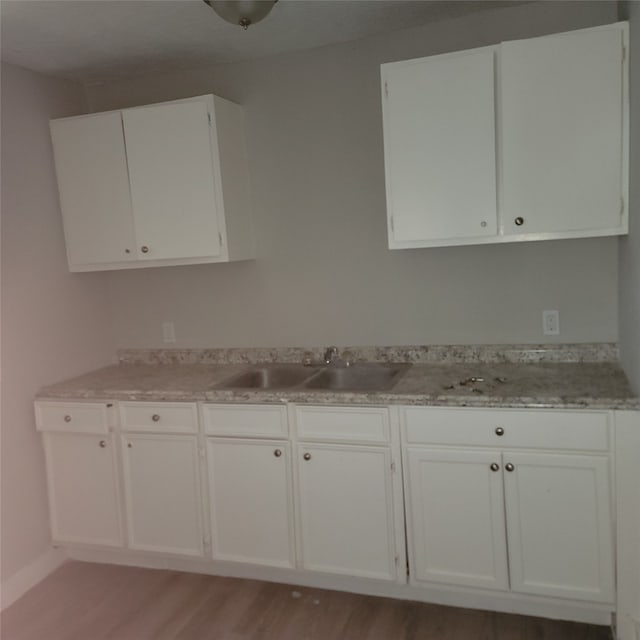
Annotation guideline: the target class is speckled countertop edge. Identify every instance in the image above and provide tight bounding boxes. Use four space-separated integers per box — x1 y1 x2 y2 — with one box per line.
36 344 640 411
116 343 620 365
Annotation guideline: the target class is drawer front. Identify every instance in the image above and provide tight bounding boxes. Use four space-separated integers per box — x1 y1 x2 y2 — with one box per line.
120 402 198 434
294 406 390 444
202 404 288 438
403 407 609 451
35 401 113 434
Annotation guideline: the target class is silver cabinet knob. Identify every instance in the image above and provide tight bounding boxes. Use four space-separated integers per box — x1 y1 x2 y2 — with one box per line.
125 249 131 254
151 414 160 422
490 463 500 472
64 415 72 423
505 463 515 472
127 442 132 448
303 452 312 461
274 449 282 458
480 220 487 228
99 440 107 448
514 217 524 226
495 427 504 436
141 246 149 254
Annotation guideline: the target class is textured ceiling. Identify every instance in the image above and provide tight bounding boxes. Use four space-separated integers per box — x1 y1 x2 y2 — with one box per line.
1 0 526 83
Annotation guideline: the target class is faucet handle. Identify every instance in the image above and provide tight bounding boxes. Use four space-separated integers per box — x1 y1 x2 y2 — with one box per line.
324 346 338 364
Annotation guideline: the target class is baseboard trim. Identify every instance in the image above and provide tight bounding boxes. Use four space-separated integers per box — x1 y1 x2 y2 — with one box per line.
67 546 612 626
1 547 67 610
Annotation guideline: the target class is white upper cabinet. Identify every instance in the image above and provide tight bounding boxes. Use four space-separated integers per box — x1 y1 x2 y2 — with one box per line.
50 94 254 271
500 25 626 238
382 48 498 246
381 22 628 249
122 100 222 262
49 112 137 266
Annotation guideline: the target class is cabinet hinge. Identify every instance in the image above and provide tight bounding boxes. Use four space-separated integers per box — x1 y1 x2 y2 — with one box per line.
207 112 212 125
384 81 389 99
218 232 223 247
620 197 625 218
390 216 395 233
622 45 626 63
394 554 399 566
391 461 397 473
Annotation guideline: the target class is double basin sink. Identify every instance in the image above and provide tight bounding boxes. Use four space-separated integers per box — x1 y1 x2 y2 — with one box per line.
215 363 410 392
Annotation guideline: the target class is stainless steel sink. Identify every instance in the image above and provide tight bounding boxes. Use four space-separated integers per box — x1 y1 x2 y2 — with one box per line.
303 363 410 391
215 365 318 389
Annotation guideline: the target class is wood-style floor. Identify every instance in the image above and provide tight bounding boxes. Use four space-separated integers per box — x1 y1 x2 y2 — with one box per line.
1 562 611 640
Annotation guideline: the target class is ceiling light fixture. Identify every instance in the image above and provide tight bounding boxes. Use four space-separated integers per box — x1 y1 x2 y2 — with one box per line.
203 0 278 30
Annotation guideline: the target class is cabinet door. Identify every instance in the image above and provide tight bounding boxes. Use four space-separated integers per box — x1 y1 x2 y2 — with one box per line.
206 439 295 568
405 448 509 590
296 443 397 580
43 433 123 547
501 25 625 237
122 434 203 556
381 48 498 247
122 100 222 261
50 112 136 268
503 452 614 603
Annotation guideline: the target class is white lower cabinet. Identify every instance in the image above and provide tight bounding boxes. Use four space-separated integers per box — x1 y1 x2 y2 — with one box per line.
402 408 615 604
405 448 509 590
294 405 399 582
296 442 398 580
35 398 619 619
206 438 295 568
503 452 614 603
43 432 123 547
121 433 204 556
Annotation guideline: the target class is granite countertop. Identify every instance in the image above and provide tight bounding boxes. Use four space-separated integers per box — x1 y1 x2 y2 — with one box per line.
36 344 639 410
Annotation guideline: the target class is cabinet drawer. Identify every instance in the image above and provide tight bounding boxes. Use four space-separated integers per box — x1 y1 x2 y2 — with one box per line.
402 407 609 451
294 406 390 444
202 404 288 438
35 401 114 434
120 402 198 433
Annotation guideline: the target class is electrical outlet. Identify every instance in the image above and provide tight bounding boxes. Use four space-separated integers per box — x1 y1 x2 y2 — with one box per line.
162 321 176 344
542 310 560 336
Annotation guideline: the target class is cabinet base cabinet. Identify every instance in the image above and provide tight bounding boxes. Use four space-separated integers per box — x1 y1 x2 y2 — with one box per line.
404 447 615 604
504 452 615 604
206 439 295 569
43 432 123 547
121 434 204 557
405 448 509 591
296 443 398 581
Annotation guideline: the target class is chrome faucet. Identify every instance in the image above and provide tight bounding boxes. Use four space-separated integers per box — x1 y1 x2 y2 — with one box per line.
323 346 338 365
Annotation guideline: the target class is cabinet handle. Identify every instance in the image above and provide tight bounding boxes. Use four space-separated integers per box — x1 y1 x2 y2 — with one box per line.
514 217 524 226
64 415 72 423
141 246 149 254
480 221 487 228
490 463 500 472
505 463 514 472
303 452 312 461
127 442 133 448
151 414 161 422
99 440 107 448
495 427 504 436
273 449 282 458
125 249 131 254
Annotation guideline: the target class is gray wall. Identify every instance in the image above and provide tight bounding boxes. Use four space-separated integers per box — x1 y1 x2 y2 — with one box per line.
0 63 115 585
619 1 640 394
85 1 620 350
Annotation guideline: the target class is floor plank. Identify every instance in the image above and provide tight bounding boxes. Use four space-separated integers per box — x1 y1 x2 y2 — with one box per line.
1 562 612 640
